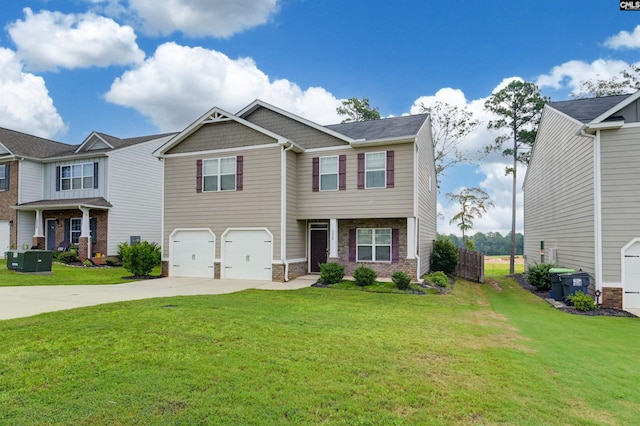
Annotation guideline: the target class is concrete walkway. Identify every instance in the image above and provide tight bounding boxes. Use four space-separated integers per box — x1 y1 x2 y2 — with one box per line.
0 275 318 320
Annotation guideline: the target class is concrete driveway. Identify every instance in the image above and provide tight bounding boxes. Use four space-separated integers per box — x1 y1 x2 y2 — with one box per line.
0 275 317 320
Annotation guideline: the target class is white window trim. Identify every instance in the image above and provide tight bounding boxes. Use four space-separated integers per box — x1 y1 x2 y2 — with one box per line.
365 151 386 189
60 162 94 191
0 164 6 191
203 156 236 192
357 227 392 262
70 218 82 244
320 155 338 191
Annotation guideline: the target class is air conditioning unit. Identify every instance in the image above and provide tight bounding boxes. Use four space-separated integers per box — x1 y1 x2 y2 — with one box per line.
547 248 557 264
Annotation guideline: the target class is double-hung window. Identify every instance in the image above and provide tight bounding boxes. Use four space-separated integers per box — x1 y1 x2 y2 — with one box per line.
0 164 7 191
203 157 236 192
320 156 338 191
357 228 391 262
70 218 82 244
60 163 94 190
365 152 386 188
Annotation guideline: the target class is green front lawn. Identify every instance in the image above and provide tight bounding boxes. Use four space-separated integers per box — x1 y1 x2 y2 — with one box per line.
1 277 639 424
0 259 161 286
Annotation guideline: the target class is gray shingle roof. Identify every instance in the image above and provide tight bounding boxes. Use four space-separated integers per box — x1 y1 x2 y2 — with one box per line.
549 94 631 123
16 197 113 209
93 132 178 150
0 127 73 158
325 114 428 140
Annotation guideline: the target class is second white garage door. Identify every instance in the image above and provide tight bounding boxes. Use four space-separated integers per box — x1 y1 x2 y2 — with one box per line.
0 221 9 258
222 229 272 280
171 229 215 278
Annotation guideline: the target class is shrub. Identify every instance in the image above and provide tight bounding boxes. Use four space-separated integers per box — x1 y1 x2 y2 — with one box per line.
424 271 449 288
319 262 344 284
82 259 93 267
430 237 459 275
58 252 78 264
568 291 596 311
105 257 119 267
391 271 411 290
524 262 555 291
118 240 161 277
353 265 377 287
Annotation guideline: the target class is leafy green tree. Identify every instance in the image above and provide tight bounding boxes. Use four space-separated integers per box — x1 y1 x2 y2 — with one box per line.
446 187 494 242
418 101 481 180
571 65 640 98
336 97 381 123
484 80 547 274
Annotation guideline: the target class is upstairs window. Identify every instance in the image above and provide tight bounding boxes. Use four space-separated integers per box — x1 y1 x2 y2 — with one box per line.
312 155 346 192
357 151 394 189
320 156 338 191
57 163 97 191
203 157 236 192
0 164 8 191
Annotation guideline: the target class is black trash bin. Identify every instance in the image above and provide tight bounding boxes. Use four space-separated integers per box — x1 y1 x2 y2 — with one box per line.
549 268 576 301
560 272 590 301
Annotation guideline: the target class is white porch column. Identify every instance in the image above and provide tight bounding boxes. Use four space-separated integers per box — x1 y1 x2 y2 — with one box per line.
34 209 44 237
79 206 91 260
329 218 338 258
407 217 416 259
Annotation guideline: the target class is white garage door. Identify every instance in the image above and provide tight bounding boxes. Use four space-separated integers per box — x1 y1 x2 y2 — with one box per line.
624 240 640 309
223 229 272 280
0 221 9 258
171 229 215 278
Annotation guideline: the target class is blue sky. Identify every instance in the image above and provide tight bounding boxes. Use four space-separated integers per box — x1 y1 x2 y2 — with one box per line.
0 1 639 236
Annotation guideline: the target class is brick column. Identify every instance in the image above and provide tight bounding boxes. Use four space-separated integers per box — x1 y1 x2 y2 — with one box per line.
32 236 45 250
78 237 89 261
602 287 622 310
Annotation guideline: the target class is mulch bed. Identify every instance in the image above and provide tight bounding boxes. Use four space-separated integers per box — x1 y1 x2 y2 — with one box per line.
511 273 635 317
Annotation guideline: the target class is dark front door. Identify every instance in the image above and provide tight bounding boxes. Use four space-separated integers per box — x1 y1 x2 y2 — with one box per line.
46 219 56 250
310 229 328 273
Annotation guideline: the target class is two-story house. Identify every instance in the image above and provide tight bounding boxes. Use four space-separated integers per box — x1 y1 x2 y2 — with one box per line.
524 91 640 310
0 127 174 261
155 100 437 282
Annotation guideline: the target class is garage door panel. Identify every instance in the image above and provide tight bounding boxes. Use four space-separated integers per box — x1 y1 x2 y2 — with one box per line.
223 230 272 280
0 221 9 258
171 230 215 278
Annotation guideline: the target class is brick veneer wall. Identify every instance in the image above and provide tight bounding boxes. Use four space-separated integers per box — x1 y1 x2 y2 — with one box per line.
333 218 417 280
42 210 109 256
602 287 622 310
0 160 19 249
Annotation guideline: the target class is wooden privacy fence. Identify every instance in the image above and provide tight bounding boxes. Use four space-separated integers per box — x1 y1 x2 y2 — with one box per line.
456 248 484 283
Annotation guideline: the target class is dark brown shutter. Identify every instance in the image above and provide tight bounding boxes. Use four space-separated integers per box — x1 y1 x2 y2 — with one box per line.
349 228 357 262
236 156 243 191
386 150 394 188
196 159 203 193
56 166 61 191
90 218 97 243
312 157 319 192
339 155 346 190
357 153 365 189
93 162 99 189
392 228 399 263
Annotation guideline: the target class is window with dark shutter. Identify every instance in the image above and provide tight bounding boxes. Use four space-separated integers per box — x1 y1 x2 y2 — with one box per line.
386 150 394 188
93 162 99 189
357 153 365 189
339 155 346 190
312 157 319 192
56 166 61 191
236 156 243 191
0 164 8 191
196 159 203 193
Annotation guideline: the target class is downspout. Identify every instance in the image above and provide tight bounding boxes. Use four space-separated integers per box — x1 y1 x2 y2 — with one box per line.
581 128 600 293
281 142 296 282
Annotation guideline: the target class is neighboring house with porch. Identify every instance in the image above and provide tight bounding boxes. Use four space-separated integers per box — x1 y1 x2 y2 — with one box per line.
523 91 640 310
0 127 174 260
155 100 437 282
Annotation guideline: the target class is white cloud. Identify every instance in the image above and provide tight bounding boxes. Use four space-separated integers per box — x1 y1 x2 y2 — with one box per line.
104 42 342 131
90 0 279 38
604 25 640 49
0 48 66 139
7 8 145 72
535 59 633 92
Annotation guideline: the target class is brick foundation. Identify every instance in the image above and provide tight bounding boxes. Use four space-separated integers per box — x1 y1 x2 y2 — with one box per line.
602 287 622 310
161 260 169 277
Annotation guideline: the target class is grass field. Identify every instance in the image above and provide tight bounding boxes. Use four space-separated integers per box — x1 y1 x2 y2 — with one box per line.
0 259 160 286
1 276 638 424
484 255 525 276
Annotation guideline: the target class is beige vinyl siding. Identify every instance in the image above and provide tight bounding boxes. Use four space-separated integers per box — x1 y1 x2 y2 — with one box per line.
166 121 277 154
416 117 437 274
163 146 282 258
296 143 415 219
285 150 305 259
243 107 349 149
600 126 640 282
523 107 595 273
